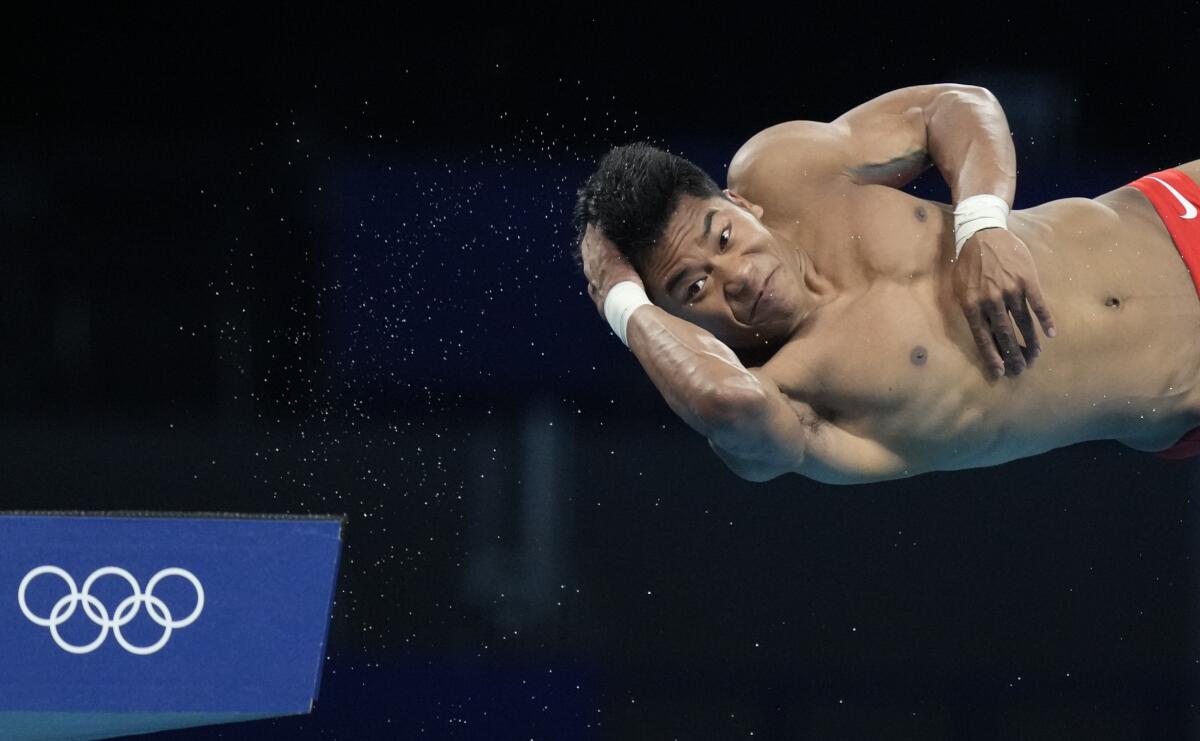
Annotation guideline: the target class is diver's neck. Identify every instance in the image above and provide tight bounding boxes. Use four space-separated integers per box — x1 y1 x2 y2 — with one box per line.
771 250 838 345
798 249 839 310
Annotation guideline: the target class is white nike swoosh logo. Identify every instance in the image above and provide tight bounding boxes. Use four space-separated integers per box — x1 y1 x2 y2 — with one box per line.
1148 176 1199 219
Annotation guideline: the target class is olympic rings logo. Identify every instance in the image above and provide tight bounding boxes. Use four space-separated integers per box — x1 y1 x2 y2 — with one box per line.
17 566 204 655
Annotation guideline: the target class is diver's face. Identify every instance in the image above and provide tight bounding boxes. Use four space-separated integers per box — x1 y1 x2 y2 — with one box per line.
641 192 807 350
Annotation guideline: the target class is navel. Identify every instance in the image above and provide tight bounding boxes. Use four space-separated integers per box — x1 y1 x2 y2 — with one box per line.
910 345 929 366
914 206 927 222
1105 296 1122 309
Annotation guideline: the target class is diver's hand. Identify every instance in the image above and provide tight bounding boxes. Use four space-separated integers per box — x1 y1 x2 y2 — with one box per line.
581 223 643 314
953 227 1056 377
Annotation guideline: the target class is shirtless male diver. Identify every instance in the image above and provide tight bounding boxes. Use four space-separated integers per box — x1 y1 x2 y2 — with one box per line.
575 84 1200 485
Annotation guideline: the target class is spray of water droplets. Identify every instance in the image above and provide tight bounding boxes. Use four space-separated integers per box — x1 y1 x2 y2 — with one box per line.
206 80 652 662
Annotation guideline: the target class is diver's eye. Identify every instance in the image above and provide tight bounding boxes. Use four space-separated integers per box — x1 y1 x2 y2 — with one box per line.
719 227 731 251
686 276 706 300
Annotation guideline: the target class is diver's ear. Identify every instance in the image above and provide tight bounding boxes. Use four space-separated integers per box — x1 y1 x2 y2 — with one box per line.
723 189 764 220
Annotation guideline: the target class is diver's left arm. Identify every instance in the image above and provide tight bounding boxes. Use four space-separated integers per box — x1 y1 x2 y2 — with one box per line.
729 84 1056 379
861 85 1057 378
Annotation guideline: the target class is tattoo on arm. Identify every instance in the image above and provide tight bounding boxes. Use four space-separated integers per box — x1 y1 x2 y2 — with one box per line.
846 150 933 187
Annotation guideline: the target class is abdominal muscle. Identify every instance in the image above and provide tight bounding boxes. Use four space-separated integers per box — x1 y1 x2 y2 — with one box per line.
770 191 1200 472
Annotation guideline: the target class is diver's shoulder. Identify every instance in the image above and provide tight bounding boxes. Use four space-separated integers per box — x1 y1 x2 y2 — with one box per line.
728 120 850 192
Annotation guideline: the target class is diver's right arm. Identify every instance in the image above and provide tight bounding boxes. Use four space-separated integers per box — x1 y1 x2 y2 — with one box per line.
581 224 908 485
624 302 789 452
626 304 910 485
580 223 766 439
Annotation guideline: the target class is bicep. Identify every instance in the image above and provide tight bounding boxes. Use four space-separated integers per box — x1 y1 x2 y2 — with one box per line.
730 85 988 193
799 423 912 485
728 118 930 199
707 369 909 485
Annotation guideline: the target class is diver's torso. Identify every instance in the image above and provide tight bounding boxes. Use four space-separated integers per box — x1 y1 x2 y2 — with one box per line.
758 178 1200 472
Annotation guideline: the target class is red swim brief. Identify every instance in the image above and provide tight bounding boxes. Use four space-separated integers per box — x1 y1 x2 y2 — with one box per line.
1126 168 1200 459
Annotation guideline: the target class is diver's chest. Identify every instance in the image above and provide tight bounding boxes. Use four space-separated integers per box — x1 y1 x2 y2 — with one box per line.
777 287 965 417
820 334 954 415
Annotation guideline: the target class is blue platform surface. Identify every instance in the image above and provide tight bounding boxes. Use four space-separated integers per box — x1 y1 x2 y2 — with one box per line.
0 512 343 740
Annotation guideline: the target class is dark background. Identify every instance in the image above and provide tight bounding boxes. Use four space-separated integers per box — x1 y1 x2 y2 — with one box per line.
5 6 1200 739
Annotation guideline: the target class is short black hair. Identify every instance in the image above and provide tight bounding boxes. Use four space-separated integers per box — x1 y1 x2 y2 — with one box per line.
573 142 725 270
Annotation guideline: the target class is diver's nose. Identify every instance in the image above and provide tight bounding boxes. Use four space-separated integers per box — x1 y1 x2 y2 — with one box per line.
721 258 755 304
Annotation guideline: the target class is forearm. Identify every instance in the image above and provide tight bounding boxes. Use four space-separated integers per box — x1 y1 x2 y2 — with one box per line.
624 305 763 436
924 86 1017 204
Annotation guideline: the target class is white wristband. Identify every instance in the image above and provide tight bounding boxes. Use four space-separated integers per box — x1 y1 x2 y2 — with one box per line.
953 194 1010 257
603 281 652 346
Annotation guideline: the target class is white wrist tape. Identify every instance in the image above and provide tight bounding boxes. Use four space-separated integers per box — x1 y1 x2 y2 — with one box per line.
953 194 1010 257
603 281 652 346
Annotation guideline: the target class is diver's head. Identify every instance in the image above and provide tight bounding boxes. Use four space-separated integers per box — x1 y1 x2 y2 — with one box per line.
575 142 817 350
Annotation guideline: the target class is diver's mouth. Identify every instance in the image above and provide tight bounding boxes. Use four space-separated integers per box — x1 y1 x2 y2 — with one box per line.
750 268 776 323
